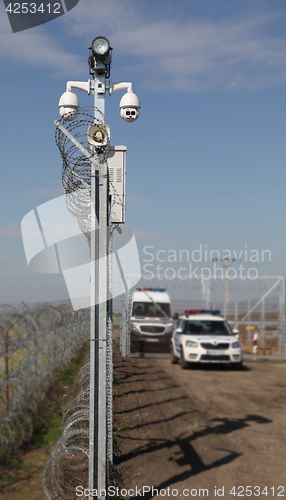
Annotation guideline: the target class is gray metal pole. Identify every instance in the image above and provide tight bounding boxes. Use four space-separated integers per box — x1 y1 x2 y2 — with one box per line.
247 299 251 345
206 279 210 310
89 72 108 500
89 157 99 498
201 280 206 309
106 228 113 463
235 301 238 329
127 287 131 356
116 259 129 358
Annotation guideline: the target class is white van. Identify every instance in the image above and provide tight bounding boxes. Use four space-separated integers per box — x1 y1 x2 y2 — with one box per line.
130 288 174 351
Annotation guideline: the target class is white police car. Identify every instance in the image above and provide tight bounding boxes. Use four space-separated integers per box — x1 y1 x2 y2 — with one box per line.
171 309 243 369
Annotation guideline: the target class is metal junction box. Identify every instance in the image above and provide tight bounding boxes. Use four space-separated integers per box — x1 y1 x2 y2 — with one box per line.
108 146 127 224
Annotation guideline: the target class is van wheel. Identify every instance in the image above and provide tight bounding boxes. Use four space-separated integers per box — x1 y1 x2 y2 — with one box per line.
180 347 189 369
232 361 243 370
170 345 179 364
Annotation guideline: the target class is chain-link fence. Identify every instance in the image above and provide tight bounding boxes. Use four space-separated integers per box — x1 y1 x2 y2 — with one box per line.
119 275 286 360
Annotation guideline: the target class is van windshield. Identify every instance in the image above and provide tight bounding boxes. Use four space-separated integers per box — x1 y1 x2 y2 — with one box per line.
132 302 171 318
184 320 233 336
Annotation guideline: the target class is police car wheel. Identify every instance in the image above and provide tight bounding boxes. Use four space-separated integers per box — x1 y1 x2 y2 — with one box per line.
170 344 179 364
180 347 189 369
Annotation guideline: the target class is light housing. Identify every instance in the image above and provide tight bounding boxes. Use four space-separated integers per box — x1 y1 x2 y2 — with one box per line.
232 341 241 349
186 340 198 348
88 36 112 76
91 36 110 58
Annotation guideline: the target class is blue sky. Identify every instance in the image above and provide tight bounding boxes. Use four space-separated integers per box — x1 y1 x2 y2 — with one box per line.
0 0 285 304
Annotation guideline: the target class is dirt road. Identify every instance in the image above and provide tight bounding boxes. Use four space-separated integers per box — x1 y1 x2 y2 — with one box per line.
113 355 286 499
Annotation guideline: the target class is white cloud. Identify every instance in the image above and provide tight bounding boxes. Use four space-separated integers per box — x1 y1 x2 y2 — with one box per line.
133 228 166 240
133 227 178 247
0 1 285 90
0 221 21 237
25 186 64 198
0 253 21 264
268 189 286 195
63 1 286 91
126 191 153 205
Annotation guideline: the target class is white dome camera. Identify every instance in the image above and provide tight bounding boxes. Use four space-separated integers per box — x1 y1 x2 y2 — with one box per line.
58 90 79 122
119 91 140 123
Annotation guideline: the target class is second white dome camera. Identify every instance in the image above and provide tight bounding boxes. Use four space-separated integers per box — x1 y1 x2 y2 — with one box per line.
119 91 140 123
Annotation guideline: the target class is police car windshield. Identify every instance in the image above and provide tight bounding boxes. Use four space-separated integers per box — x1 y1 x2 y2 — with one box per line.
132 302 171 318
184 320 233 336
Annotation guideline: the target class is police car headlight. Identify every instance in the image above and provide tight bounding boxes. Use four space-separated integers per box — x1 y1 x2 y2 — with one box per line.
186 340 198 348
232 341 241 349
132 323 141 332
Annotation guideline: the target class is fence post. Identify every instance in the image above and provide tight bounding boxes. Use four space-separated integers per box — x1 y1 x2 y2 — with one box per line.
4 311 27 414
281 277 286 357
253 332 258 355
5 328 9 413
261 298 265 348
34 338 38 378
247 299 251 344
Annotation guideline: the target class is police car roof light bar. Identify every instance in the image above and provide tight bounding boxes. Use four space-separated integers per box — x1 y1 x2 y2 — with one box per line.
185 309 221 315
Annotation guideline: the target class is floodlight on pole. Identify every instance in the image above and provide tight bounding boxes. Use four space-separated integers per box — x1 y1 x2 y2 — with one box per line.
91 36 111 61
88 35 112 78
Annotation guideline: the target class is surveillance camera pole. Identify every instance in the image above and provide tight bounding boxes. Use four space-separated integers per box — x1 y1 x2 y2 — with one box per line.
56 38 140 500
89 70 108 500
56 70 109 500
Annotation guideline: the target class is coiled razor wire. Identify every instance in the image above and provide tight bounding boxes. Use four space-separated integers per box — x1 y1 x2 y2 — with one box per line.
55 106 110 242
55 106 126 242
0 302 89 455
43 355 90 500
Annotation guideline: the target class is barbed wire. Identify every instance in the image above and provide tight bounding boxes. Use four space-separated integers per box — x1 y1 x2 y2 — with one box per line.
55 106 110 243
0 302 89 455
43 355 90 500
